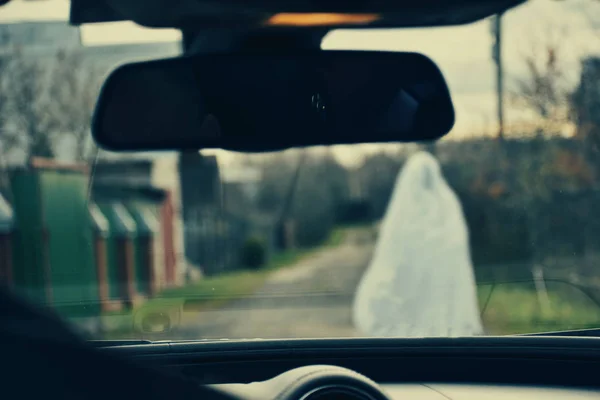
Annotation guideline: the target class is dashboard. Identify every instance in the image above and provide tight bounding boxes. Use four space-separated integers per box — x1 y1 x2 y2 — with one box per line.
100 337 600 400
209 365 600 400
383 384 600 399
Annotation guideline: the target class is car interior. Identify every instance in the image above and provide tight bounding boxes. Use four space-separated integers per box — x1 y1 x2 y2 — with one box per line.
2 0 600 399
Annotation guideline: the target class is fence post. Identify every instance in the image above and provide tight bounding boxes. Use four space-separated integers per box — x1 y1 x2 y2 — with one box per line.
532 264 551 316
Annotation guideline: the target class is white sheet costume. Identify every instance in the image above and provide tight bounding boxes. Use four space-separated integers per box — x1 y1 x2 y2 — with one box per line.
353 151 483 337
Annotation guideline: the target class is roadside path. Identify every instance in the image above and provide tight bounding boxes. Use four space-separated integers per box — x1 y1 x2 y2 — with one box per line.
178 228 374 339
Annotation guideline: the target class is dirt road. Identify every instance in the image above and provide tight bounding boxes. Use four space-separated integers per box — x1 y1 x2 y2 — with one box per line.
177 229 375 339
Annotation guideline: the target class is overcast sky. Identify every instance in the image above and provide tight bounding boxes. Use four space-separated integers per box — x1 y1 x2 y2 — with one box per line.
1 0 599 165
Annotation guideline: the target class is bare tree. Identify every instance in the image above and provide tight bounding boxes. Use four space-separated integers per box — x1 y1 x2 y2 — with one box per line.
47 51 101 162
511 40 573 136
0 48 58 160
0 48 100 163
571 57 600 179
0 55 14 156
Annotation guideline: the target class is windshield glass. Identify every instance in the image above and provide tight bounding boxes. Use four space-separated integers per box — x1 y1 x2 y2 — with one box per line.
2 0 600 340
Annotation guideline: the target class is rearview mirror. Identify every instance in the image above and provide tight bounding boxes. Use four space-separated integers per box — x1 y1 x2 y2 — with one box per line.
92 51 455 152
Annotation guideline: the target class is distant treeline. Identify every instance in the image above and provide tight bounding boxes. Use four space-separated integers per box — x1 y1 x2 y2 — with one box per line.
252 137 600 270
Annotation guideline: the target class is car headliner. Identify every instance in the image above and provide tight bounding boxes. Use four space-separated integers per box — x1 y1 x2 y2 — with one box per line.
70 0 527 30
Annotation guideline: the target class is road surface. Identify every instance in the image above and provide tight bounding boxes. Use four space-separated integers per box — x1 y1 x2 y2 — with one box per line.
176 229 374 339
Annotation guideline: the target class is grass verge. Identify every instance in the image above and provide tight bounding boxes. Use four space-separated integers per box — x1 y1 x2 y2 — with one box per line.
477 281 600 335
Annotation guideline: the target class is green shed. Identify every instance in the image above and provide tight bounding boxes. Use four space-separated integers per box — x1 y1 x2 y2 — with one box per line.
97 202 138 308
91 183 173 299
126 202 160 297
9 160 99 317
0 193 14 287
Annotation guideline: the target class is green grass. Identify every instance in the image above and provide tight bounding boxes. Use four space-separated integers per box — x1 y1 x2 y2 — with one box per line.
100 227 353 339
477 281 600 335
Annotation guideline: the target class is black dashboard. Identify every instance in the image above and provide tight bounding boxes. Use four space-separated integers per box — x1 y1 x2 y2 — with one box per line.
382 384 600 399
98 337 600 400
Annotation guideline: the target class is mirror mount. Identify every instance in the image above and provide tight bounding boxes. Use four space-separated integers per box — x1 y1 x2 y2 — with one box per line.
182 28 328 55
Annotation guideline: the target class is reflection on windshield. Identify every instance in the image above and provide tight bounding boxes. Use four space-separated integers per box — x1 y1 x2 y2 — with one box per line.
2 0 600 340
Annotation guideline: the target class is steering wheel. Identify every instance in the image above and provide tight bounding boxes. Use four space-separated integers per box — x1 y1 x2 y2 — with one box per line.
212 365 391 400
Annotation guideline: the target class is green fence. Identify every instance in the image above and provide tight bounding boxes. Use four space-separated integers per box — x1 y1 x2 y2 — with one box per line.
10 166 99 317
0 193 14 286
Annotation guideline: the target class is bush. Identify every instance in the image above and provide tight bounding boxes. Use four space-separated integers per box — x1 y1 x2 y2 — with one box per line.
292 199 336 247
240 236 267 270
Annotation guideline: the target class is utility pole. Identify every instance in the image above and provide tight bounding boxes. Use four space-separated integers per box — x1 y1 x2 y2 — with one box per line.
491 13 505 140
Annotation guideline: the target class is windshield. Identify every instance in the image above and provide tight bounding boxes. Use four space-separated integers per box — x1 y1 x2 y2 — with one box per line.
2 0 600 341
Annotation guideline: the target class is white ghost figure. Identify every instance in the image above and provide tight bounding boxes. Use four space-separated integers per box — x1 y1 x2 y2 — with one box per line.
353 151 483 338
